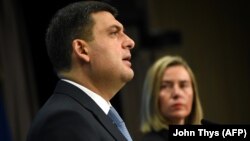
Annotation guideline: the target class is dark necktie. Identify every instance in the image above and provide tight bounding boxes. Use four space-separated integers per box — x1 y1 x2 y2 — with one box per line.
108 106 133 141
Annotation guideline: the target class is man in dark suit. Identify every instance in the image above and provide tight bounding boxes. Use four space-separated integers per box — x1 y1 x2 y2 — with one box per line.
26 1 135 141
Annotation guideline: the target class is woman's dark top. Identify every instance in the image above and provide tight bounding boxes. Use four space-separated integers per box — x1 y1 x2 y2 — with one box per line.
141 129 169 141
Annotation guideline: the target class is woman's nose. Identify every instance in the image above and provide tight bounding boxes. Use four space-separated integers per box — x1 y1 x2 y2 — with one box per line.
172 85 182 98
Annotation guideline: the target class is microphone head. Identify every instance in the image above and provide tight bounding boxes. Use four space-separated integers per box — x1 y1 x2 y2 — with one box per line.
201 119 219 125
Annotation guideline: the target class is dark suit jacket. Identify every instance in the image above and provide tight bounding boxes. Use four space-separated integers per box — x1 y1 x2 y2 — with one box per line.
27 80 127 141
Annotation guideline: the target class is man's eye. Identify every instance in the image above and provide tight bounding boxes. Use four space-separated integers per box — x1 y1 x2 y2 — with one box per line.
110 31 118 36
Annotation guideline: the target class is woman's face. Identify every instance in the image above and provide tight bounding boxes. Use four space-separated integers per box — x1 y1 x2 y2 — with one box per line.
159 65 193 124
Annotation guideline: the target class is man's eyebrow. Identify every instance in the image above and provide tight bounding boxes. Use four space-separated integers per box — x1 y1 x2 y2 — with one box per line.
108 24 123 31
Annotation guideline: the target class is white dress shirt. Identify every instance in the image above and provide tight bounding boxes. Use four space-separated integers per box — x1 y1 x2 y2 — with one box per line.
62 79 111 114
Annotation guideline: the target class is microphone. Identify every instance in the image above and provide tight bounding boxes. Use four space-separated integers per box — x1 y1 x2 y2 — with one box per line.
201 119 219 125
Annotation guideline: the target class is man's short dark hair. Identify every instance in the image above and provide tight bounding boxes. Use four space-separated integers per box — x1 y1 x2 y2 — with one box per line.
46 1 118 72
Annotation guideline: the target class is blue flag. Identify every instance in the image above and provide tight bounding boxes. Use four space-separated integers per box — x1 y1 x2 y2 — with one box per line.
0 93 12 141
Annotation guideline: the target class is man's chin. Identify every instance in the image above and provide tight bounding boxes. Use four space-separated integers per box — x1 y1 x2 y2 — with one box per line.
123 71 134 82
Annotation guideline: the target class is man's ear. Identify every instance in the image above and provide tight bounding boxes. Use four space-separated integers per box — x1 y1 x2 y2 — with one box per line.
72 39 90 62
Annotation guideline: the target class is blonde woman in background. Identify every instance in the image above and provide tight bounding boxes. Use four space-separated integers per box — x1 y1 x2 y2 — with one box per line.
140 55 203 141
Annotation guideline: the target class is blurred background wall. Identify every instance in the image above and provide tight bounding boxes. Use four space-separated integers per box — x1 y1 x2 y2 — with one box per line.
1 0 249 141
122 1 250 140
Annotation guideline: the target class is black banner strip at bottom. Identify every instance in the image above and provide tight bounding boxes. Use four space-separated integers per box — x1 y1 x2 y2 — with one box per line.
169 125 250 141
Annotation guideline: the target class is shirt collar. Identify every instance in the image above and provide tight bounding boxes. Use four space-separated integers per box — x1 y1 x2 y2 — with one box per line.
62 79 111 114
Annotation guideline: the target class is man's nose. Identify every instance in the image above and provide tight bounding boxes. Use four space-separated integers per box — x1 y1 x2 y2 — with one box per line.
123 34 135 49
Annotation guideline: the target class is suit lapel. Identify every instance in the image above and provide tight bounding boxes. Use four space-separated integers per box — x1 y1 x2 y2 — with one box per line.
54 80 127 141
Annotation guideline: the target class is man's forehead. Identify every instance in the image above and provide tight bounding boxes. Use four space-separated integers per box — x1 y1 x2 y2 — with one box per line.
91 11 123 29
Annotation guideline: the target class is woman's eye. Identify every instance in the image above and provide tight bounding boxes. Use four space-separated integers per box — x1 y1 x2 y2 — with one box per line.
180 82 191 89
160 83 172 89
